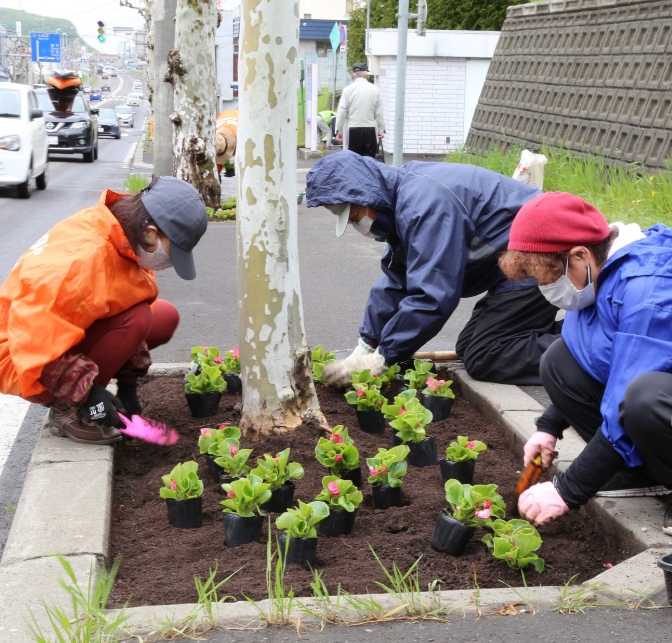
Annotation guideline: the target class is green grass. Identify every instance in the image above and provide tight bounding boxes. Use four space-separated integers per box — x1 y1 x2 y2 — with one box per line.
445 145 672 228
297 91 334 149
122 173 151 195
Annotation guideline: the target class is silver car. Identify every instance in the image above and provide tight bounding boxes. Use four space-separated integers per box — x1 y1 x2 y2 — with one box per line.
115 104 134 128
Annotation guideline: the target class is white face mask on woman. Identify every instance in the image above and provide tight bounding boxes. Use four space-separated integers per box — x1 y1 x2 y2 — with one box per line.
352 214 377 239
538 259 595 311
136 240 174 271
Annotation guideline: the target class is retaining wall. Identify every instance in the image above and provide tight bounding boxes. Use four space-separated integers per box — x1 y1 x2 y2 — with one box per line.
465 0 672 167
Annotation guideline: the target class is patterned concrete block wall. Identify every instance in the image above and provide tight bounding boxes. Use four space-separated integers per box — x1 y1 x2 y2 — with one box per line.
377 56 467 154
466 0 672 168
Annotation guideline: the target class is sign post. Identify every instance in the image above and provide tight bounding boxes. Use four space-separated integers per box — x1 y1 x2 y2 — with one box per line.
30 33 62 63
329 22 340 111
305 63 318 151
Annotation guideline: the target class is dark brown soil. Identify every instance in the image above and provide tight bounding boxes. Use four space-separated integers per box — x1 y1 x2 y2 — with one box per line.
109 374 630 607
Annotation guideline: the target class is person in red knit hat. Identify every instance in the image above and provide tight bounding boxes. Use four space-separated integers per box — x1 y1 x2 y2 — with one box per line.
499 191 672 535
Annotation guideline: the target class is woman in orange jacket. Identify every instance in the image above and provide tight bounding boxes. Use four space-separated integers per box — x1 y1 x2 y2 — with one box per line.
0 176 208 445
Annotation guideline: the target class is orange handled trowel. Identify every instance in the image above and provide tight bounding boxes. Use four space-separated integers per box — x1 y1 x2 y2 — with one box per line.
512 455 543 515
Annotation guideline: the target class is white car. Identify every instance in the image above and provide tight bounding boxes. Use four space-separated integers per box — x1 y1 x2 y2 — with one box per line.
133 81 142 90
127 92 142 106
0 82 48 198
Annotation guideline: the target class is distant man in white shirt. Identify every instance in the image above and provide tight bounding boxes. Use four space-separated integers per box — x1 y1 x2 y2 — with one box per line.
336 62 385 158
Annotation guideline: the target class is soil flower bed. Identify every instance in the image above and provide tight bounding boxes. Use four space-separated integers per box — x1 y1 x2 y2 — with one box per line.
109 373 631 608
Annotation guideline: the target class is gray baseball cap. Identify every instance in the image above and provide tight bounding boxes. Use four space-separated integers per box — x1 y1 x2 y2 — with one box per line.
324 202 351 237
140 176 208 280
352 62 368 72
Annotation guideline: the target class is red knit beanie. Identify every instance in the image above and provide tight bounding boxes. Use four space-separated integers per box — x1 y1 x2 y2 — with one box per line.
508 192 611 253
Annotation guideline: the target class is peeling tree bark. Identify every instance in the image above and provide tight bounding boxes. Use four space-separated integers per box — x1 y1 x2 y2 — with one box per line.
238 0 327 439
172 0 221 207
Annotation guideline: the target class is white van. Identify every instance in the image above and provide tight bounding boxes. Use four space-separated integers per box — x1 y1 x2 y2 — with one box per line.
0 83 48 198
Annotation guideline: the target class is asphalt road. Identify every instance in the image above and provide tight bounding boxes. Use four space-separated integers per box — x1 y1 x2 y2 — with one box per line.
0 72 150 559
171 607 672 643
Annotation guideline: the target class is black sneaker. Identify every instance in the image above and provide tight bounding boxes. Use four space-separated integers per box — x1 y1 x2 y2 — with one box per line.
597 468 671 498
664 502 672 536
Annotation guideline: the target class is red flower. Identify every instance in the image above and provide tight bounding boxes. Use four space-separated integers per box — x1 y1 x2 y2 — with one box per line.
356 389 365 398
226 490 235 499
467 441 475 449
334 454 343 462
380 465 387 474
214 356 223 364
370 467 378 477
399 409 407 415
330 434 344 443
328 481 340 497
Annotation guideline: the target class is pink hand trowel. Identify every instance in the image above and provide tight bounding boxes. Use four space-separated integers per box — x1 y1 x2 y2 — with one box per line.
118 413 180 446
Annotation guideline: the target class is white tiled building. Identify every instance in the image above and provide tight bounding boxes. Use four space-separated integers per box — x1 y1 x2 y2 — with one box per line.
368 29 500 155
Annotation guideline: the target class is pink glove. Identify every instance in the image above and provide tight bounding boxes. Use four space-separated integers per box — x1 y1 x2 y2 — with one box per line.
523 431 557 469
518 481 569 526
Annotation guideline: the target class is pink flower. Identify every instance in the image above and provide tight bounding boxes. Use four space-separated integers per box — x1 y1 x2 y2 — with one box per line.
170 478 177 491
274 457 279 462
328 481 340 497
370 467 378 477
467 441 475 449
380 465 387 474
232 348 240 359
603 563 613 569
426 377 435 387
219 423 227 429
214 356 223 364
330 434 344 443
399 408 407 415
230 445 238 455
200 429 212 435
475 508 491 519
334 454 343 462
202 347 209 355
356 389 365 398
483 500 492 509
378 400 383 406
438 380 445 386
227 490 235 499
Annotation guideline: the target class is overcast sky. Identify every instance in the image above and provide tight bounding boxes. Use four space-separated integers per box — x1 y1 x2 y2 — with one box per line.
4 0 145 53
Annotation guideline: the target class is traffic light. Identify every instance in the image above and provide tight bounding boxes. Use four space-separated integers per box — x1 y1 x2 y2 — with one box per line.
97 21 106 43
416 0 427 37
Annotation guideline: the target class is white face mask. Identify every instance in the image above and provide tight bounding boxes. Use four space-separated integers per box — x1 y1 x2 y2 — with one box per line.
136 240 174 271
352 214 377 239
539 259 595 311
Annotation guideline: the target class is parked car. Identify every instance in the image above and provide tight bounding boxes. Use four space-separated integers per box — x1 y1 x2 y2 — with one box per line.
115 104 134 128
35 86 98 163
89 90 102 101
101 84 111 92
97 108 121 139
0 82 49 198
126 92 142 106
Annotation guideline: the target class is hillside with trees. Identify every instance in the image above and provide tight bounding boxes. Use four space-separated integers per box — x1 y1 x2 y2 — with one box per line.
0 8 87 46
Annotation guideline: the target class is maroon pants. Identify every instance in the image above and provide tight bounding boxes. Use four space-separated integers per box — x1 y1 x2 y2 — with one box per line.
27 299 179 404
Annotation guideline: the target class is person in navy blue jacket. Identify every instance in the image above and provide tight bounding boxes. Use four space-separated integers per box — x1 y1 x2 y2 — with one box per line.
499 191 672 532
306 151 563 386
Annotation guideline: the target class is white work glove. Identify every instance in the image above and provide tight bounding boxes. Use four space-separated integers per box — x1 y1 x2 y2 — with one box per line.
523 431 558 470
322 341 387 387
518 481 569 526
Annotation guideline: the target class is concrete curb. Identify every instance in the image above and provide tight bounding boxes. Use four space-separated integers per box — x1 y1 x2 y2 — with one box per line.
1 363 669 640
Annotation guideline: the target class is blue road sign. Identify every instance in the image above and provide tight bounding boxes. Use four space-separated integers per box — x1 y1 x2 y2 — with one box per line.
30 33 61 63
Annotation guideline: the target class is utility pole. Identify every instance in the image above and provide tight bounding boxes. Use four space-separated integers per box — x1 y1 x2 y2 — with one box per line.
393 0 427 167
237 0 326 438
153 0 177 176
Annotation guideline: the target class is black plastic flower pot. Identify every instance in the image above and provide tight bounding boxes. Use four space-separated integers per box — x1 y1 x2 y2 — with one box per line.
371 484 403 510
204 454 223 483
260 481 296 513
407 436 438 468
222 512 264 547
420 394 454 422
224 167 235 177
224 373 242 395
185 391 222 418
431 511 476 555
278 534 317 569
165 497 202 529
355 410 386 434
657 553 672 605
342 465 363 488
439 458 475 485
319 509 357 537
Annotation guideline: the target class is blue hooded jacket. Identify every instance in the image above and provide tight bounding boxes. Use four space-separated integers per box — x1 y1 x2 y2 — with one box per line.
562 224 672 467
306 152 541 363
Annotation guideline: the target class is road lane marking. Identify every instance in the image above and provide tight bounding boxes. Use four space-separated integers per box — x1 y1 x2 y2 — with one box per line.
0 394 30 479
